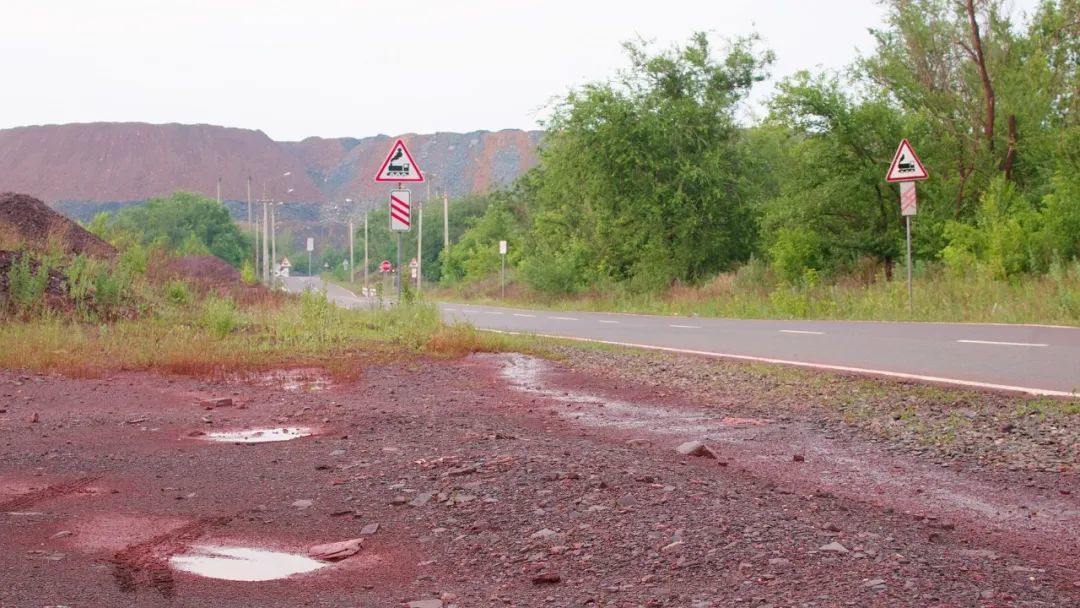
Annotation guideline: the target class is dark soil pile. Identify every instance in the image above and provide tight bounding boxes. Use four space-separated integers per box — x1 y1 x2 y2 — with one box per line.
0 192 116 258
151 255 273 303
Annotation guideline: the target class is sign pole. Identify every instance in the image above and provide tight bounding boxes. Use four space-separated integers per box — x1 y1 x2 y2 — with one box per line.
363 211 369 294
906 215 913 313
397 182 402 301
416 199 423 293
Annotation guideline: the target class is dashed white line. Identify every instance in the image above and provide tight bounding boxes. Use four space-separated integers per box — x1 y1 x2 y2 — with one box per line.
957 339 1048 347
443 308 457 312
484 311 504 315
598 320 619 324
669 324 700 329
548 316 580 321
512 313 536 318
780 330 825 335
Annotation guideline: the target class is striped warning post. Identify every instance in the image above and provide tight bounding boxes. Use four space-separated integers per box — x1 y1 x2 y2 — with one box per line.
389 190 411 231
900 181 917 216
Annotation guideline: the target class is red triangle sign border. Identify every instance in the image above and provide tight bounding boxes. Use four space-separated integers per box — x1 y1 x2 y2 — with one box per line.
886 139 929 183
375 138 425 183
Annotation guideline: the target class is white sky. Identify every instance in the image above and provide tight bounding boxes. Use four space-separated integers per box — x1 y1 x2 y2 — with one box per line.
0 0 1041 141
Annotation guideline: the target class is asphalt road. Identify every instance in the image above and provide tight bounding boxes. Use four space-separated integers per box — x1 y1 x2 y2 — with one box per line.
279 277 1080 397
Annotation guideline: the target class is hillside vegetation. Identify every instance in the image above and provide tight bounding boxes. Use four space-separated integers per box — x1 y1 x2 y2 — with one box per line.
411 1 1080 323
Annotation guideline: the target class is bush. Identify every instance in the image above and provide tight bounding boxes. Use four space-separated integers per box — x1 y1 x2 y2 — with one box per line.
200 296 244 337
164 280 193 306
6 253 50 315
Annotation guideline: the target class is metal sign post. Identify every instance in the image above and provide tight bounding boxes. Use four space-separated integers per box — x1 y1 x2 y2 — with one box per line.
499 240 507 299
887 140 929 315
306 237 314 277
375 139 424 303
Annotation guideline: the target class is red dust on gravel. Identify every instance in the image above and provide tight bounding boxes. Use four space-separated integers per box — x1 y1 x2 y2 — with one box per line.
1 355 1078 607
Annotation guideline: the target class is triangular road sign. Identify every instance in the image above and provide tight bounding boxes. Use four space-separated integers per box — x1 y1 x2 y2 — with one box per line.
886 139 929 182
375 139 425 183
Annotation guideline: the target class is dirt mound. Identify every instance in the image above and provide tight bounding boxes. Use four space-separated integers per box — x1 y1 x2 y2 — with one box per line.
0 192 116 258
152 255 274 304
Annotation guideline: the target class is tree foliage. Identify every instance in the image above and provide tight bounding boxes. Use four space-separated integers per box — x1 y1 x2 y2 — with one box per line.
90 191 250 267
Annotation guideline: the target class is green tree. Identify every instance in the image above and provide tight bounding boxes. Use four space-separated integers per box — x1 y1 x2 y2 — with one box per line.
521 32 774 293
107 191 250 267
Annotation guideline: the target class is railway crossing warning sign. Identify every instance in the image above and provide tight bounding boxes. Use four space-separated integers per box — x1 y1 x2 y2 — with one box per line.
375 139 425 183
900 181 917 216
886 139 929 182
389 189 411 232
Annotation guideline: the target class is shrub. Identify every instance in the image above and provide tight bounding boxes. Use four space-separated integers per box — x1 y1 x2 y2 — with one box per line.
201 296 244 337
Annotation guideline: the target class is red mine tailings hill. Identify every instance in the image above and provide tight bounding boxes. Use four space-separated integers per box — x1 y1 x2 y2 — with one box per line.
0 192 116 258
0 122 542 205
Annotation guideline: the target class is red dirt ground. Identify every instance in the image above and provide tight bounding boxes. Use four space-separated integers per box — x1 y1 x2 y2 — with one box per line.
1 355 1077 607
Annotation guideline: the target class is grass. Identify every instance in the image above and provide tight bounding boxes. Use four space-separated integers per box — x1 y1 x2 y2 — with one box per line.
428 259 1080 326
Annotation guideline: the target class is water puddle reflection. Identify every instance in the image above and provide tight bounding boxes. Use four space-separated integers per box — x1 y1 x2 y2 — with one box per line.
201 427 313 444
170 545 327 581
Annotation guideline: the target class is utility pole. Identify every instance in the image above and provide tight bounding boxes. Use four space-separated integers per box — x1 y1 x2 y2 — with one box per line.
363 211 369 294
349 219 355 284
443 191 449 250
247 177 253 269
416 199 423 292
271 204 277 277
216 177 222 205
262 199 270 284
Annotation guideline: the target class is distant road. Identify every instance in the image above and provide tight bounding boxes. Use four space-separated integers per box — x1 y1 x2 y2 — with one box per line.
280 277 1080 397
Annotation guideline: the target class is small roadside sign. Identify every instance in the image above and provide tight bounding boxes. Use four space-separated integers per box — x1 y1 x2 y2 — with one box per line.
379 260 392 273
389 189 411 232
900 181 917 216
375 139 425 183
886 139 929 182
409 257 418 269
306 237 314 252
280 257 292 269
499 240 507 255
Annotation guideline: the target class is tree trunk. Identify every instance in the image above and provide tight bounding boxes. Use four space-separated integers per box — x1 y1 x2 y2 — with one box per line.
884 256 894 282
966 0 996 151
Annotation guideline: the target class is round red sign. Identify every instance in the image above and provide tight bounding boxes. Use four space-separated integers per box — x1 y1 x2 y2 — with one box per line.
379 260 392 273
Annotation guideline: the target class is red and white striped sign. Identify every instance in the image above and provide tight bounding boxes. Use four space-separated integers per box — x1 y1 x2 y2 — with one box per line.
900 181 917 216
389 189 411 231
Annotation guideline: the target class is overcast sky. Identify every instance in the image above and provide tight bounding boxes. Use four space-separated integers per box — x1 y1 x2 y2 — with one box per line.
1 0 1041 141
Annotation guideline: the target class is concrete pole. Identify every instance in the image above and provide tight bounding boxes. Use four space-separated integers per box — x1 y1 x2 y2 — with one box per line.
247 177 253 268
363 211 369 292
216 177 221 205
417 200 423 292
443 191 449 250
262 201 270 284
349 219 355 284
271 205 277 276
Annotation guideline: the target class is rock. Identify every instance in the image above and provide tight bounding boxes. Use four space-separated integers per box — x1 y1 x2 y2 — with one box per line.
675 440 716 458
291 499 314 509
768 557 791 567
49 530 74 540
409 492 433 507
200 397 233 408
819 542 849 554
532 572 561 584
792 454 805 462
31 412 39 423
864 578 887 588
360 523 380 536
406 600 443 608
447 465 477 476
531 528 558 540
661 541 684 554
308 537 363 561
822 522 841 532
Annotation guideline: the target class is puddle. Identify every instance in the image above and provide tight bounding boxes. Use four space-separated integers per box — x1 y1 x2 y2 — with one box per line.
252 369 330 393
497 354 768 435
170 545 327 581
201 427 313 444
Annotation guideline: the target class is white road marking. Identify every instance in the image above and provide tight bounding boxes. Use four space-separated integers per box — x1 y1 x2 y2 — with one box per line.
780 330 825 335
512 313 536 318
598 320 619 324
443 308 457 312
549 316 580 321
484 311 504 315
957 339 1048 347
669 324 700 329
482 331 1077 399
